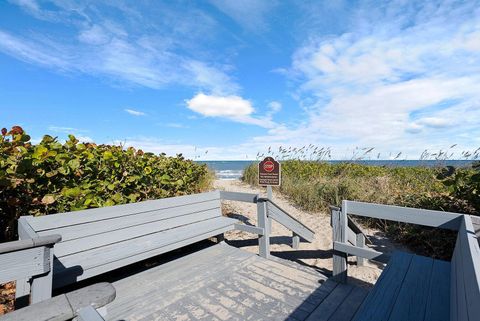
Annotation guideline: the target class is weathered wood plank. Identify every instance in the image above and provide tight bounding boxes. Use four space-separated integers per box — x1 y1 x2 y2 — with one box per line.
345 200 463 230
388 254 434 321
305 283 354 321
267 202 314 243
37 200 220 241
327 286 369 321
106 245 255 320
353 251 413 321
27 190 221 231
424 259 450 321
54 208 221 257
160 298 221 321
333 241 390 264
355 233 366 266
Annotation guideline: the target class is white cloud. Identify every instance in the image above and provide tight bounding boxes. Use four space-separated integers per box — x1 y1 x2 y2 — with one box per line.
258 0 480 157
186 93 253 117
186 93 276 128
125 108 146 116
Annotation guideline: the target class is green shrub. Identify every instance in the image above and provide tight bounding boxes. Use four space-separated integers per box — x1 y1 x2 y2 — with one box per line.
243 159 477 259
0 126 213 241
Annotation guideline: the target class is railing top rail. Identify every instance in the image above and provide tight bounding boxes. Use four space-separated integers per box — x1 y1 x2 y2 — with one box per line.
263 198 315 242
342 200 463 231
219 191 259 203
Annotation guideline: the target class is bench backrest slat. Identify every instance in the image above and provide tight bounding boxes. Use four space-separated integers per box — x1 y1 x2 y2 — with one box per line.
451 215 480 321
27 191 220 232
36 199 220 242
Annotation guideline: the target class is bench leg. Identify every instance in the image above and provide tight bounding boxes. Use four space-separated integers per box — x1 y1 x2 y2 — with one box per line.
356 233 365 266
257 201 270 259
292 232 300 249
15 278 30 309
215 233 225 243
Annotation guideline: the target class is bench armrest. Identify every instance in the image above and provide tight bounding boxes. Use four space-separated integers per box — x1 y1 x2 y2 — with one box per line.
0 235 62 254
0 283 116 321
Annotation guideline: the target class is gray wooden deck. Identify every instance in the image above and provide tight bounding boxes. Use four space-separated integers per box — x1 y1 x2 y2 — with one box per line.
105 243 368 321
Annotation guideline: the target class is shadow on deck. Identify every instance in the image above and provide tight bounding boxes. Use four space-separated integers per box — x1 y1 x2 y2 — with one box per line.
89 241 370 321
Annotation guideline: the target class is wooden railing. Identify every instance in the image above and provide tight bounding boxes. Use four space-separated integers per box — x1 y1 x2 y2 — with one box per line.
330 200 480 321
331 200 465 283
220 191 315 259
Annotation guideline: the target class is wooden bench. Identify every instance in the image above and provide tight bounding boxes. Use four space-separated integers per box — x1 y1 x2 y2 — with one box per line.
0 235 115 320
16 190 238 303
331 201 480 321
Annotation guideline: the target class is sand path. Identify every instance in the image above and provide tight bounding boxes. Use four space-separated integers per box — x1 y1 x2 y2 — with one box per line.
215 179 402 288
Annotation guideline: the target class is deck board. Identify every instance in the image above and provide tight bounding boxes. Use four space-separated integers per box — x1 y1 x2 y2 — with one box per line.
105 243 367 321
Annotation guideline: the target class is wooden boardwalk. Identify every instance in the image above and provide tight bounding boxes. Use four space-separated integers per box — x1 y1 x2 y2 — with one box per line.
105 243 368 321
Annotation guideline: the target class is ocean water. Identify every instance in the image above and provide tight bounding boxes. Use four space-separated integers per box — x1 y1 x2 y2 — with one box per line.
197 160 475 180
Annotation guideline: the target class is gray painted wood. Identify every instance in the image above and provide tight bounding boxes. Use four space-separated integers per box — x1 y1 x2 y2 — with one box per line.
18 217 39 239
355 233 365 266
30 246 54 304
0 246 49 284
220 191 258 203
305 283 354 321
353 251 413 321
327 286 369 321
54 208 221 257
0 235 61 254
54 218 236 288
333 241 390 264
266 201 315 243
345 200 463 230
388 254 434 321
451 215 480 321
0 283 114 321
76 306 105 321
38 200 220 241
234 223 264 235
15 217 38 305
424 259 450 321
332 207 347 283
257 200 270 258
292 232 300 249
27 190 221 231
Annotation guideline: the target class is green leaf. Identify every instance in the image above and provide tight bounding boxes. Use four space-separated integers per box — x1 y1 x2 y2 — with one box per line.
103 151 113 160
144 166 152 174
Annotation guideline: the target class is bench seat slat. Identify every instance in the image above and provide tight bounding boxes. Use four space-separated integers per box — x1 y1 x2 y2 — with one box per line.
388 254 434 321
37 200 220 242
27 191 220 231
424 259 450 321
53 216 236 287
54 208 221 257
353 251 413 321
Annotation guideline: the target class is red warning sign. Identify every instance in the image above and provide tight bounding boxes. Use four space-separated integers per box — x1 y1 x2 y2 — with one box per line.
258 157 281 186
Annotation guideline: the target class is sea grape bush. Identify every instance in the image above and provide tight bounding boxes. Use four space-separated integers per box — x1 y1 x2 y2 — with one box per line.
0 126 212 241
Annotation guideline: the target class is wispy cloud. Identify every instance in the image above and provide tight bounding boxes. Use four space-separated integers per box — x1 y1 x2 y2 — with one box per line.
1 1 240 94
125 108 146 116
256 0 480 157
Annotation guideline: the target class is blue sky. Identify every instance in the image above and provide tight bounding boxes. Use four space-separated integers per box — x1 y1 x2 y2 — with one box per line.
1 0 479 160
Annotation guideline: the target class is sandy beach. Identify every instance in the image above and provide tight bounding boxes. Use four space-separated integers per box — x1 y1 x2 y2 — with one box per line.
215 179 406 288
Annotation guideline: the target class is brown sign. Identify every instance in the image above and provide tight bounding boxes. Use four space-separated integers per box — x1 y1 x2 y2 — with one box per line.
258 157 281 186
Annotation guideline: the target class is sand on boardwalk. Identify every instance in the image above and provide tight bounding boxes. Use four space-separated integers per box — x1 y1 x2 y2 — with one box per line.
215 179 405 288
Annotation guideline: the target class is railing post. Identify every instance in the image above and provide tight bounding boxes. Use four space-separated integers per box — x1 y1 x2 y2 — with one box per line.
332 202 348 283
356 233 365 266
257 199 270 258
